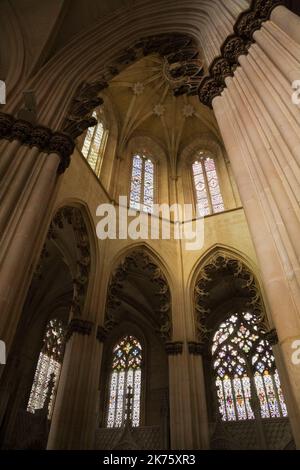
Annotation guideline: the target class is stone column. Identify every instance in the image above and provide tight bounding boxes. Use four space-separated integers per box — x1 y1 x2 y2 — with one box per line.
47 319 102 449
197 1 300 448
187 342 210 449
166 341 195 450
0 112 74 359
271 5 300 45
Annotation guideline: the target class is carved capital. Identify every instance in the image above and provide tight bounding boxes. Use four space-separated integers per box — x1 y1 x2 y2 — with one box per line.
66 318 94 341
11 119 33 143
0 113 15 138
198 0 281 107
29 126 52 149
198 77 225 108
188 341 205 356
48 132 75 173
165 341 183 355
0 112 75 174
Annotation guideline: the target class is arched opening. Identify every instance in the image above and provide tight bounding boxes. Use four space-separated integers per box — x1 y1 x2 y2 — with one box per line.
194 252 294 450
97 247 171 450
0 206 92 449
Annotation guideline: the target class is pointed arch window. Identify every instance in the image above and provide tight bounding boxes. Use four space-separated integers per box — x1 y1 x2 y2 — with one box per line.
81 110 108 175
192 153 224 217
107 335 142 428
27 318 66 418
129 154 155 213
212 312 288 421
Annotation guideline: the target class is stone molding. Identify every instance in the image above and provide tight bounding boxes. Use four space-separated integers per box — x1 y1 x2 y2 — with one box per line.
0 112 75 173
165 341 183 355
198 0 283 107
66 318 94 341
187 341 205 356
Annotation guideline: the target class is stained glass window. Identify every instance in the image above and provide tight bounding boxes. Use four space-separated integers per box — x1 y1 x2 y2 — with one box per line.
129 154 154 213
192 153 224 217
27 318 66 419
81 111 107 174
212 312 288 421
107 336 142 428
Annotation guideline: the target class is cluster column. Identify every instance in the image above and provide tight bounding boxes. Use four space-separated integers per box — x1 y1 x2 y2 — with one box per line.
47 319 102 449
0 113 74 361
207 5 300 448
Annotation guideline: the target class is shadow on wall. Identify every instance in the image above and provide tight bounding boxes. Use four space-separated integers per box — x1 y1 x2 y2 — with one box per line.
283 0 300 15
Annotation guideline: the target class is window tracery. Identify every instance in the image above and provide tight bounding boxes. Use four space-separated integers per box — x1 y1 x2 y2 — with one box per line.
129 154 154 213
81 110 108 174
212 312 287 421
107 335 142 428
192 153 224 216
27 318 66 418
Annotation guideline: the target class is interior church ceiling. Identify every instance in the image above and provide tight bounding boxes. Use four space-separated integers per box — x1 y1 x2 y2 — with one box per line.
106 54 220 170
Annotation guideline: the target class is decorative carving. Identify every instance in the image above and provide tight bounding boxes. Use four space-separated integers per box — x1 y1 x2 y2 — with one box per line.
0 112 14 137
188 341 205 356
265 328 279 346
132 82 144 96
194 254 268 344
47 206 91 317
0 112 75 174
101 249 172 342
165 341 183 355
63 33 203 133
10 119 33 143
48 132 75 173
29 126 52 149
198 0 283 107
61 80 108 138
66 318 93 341
153 104 166 117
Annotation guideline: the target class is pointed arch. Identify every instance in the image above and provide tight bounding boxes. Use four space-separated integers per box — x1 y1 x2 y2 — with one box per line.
100 243 173 343
188 244 271 345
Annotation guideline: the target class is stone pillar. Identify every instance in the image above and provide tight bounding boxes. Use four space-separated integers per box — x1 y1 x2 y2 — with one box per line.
166 341 195 449
271 5 300 45
47 319 102 449
196 7 300 445
187 342 210 449
0 113 74 360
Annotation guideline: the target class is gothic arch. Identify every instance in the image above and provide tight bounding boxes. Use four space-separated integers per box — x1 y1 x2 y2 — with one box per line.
99 244 173 344
3 1 250 129
189 244 271 344
51 199 99 313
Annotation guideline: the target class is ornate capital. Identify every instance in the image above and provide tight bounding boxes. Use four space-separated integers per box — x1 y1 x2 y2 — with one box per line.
0 112 75 174
165 341 183 355
188 341 205 356
265 328 279 346
66 318 94 341
198 0 283 107
48 132 75 173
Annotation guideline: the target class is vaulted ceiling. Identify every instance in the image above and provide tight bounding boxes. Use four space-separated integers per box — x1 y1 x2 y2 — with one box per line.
106 54 220 170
